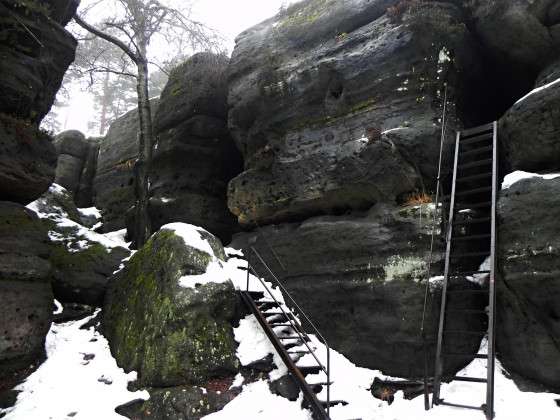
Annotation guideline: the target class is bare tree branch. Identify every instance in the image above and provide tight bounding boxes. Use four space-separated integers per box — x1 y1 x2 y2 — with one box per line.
74 14 139 64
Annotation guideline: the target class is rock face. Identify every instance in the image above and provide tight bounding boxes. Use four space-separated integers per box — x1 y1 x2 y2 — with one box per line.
467 0 560 73
232 203 485 378
28 184 130 306
148 53 242 243
53 130 100 206
0 115 58 204
0 201 53 374
227 0 483 226
0 0 77 123
500 62 560 172
103 226 239 387
93 100 158 232
497 177 560 389
0 0 77 204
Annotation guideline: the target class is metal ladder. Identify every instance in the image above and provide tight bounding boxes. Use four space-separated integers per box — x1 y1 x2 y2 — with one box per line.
432 122 498 419
236 247 346 419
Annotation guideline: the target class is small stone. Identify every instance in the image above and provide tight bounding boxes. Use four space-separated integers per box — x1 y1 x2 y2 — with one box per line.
97 376 113 385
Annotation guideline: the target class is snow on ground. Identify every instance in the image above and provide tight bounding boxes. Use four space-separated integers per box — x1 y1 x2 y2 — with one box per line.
502 171 560 189
103 229 132 249
203 380 311 420
515 76 560 104
0 313 148 420
77 207 102 219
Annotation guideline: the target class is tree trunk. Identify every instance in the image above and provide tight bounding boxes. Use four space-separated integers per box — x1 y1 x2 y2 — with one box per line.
100 71 110 135
133 57 153 247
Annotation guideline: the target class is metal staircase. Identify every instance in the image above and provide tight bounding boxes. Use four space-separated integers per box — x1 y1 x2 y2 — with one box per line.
236 247 346 419
431 122 498 419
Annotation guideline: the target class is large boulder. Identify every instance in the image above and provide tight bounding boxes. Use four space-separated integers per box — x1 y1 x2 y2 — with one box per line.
500 61 560 172
28 184 130 306
147 53 242 244
93 100 158 232
53 130 89 193
466 0 560 74
0 0 77 123
0 114 57 203
497 175 560 388
231 203 485 378
103 224 239 387
0 201 53 375
75 137 100 208
227 0 483 226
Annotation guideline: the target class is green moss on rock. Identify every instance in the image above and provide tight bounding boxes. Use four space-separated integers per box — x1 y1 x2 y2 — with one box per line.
103 229 239 387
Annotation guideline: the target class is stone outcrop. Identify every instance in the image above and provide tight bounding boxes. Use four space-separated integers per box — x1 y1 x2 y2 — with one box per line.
0 115 58 204
0 201 53 375
28 184 130 306
231 203 485 378
500 61 560 172
467 0 560 74
53 130 100 207
103 225 239 387
93 100 158 232
0 0 77 123
0 0 77 204
497 176 560 389
227 0 483 226
147 53 242 244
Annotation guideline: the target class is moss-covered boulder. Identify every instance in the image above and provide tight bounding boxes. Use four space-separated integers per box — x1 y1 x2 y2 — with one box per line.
103 224 239 388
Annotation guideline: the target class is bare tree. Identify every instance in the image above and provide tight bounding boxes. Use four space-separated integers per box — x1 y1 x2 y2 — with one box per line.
74 0 219 247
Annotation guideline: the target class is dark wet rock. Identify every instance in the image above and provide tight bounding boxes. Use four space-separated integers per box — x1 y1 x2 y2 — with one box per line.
93 100 158 232
231 203 485 378
500 61 560 172
148 53 242 244
466 0 560 74
103 226 239 387
29 184 130 306
269 374 300 401
227 0 483 225
75 138 100 208
0 115 57 204
0 1 77 123
53 130 101 201
497 176 560 388
116 386 237 420
0 201 53 376
53 302 96 323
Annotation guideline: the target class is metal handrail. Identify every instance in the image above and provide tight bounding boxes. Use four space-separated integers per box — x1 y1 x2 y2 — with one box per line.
421 84 448 410
245 247 331 417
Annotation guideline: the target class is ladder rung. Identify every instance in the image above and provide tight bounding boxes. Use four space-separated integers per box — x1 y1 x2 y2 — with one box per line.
443 352 488 359
287 350 311 355
452 376 488 383
448 289 488 294
450 251 489 258
460 145 493 157
436 399 486 410
460 123 494 138
452 234 491 242
458 159 492 170
450 270 490 276
264 311 290 316
456 172 493 183
453 217 491 225
445 329 486 335
270 323 297 327
279 335 308 340
455 186 492 197
455 201 491 210
446 308 487 314
460 132 493 145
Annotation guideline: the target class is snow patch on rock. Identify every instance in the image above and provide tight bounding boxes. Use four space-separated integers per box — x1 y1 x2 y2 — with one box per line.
502 171 560 190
